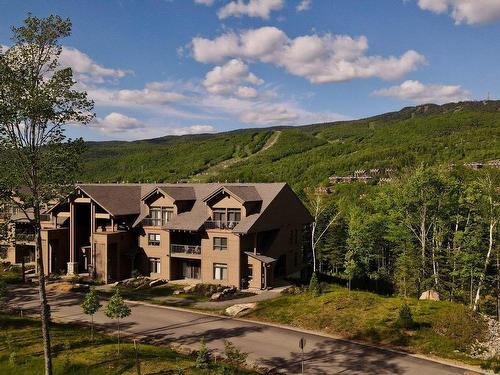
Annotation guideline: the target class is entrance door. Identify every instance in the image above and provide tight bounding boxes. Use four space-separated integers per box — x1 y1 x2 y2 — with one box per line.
182 260 200 279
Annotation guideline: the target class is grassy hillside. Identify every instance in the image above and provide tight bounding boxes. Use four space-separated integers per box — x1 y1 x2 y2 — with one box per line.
79 101 500 191
247 284 490 369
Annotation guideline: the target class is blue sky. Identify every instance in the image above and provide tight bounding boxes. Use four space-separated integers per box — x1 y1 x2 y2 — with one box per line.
1 0 499 141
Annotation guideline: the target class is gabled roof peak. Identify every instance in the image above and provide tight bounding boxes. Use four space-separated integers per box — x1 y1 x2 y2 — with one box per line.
202 185 262 204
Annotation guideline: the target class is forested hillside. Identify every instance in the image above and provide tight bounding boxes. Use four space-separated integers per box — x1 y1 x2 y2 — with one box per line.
80 101 500 312
80 100 500 191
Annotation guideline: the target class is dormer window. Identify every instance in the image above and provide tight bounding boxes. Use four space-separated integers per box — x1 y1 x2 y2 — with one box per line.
148 206 174 226
227 209 241 222
207 208 241 229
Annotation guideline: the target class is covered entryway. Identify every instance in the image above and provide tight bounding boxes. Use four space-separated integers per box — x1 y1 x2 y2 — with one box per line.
244 252 276 290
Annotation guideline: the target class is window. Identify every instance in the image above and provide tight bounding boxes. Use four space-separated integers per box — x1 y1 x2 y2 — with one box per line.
213 209 226 223
213 237 227 250
247 264 253 280
162 207 174 223
213 263 228 280
149 257 161 274
149 208 162 226
148 233 161 246
227 209 241 223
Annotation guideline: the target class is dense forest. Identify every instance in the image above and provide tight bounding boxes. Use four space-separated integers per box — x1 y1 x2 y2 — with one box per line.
79 100 500 313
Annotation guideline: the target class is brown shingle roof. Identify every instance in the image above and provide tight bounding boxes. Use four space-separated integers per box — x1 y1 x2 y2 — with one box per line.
155 186 196 201
78 184 144 216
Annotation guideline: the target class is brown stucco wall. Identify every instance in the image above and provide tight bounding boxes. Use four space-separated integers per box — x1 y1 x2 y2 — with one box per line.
201 230 241 287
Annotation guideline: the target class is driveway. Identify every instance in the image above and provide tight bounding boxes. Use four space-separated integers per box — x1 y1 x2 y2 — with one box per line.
9 285 479 375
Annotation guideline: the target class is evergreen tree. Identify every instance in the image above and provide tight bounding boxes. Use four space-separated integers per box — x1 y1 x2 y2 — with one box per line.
309 272 321 296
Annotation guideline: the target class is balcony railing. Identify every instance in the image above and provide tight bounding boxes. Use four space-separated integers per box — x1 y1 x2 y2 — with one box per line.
16 233 35 242
170 244 201 255
204 220 240 230
142 217 163 227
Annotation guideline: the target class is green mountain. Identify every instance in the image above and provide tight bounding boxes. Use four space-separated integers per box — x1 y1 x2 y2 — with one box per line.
80 100 500 191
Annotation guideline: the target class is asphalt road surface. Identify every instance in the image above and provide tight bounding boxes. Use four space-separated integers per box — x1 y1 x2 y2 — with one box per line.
9 286 478 375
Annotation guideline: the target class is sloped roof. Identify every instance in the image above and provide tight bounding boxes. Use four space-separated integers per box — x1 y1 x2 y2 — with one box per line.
48 182 311 232
245 252 277 264
203 185 262 204
77 184 145 217
142 185 196 202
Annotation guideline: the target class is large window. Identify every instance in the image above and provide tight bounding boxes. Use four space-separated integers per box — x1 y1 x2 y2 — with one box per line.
213 209 226 223
148 233 161 246
149 206 174 226
227 209 241 223
149 257 161 274
213 263 228 280
213 237 228 251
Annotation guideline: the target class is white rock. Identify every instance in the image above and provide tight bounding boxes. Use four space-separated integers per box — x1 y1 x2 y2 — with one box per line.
419 290 440 301
149 279 167 287
225 303 257 317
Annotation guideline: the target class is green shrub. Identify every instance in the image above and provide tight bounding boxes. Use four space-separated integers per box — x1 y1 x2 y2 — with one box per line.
309 272 321 296
195 338 210 369
9 352 17 366
397 302 414 329
432 306 487 351
481 356 500 373
223 340 248 368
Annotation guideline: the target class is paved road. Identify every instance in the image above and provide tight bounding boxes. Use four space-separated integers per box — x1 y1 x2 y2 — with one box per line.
9 286 477 375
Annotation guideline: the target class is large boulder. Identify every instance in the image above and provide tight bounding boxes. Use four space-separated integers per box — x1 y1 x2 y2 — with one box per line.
225 303 257 317
419 290 441 301
149 279 167 288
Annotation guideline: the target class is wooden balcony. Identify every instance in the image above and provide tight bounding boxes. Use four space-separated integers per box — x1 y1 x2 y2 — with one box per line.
170 244 201 257
204 220 240 230
142 217 163 227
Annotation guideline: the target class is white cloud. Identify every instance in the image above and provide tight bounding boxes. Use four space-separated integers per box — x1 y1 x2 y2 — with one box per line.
59 47 132 83
170 125 217 135
296 0 311 11
415 0 500 24
92 112 216 139
218 0 284 19
194 0 215 5
200 94 349 126
372 80 470 104
191 27 426 83
203 59 264 96
94 112 146 133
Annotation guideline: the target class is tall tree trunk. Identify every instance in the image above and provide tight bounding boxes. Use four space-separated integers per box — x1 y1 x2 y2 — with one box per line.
34 204 53 375
496 249 499 321
420 208 427 290
311 221 317 272
473 219 495 311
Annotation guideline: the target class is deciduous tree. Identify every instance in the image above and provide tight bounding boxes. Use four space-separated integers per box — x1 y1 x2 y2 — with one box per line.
0 15 94 375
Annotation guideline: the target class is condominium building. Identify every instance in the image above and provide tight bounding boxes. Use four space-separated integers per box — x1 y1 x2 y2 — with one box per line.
40 183 312 289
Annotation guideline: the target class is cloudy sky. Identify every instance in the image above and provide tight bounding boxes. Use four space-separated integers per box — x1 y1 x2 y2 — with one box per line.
1 0 499 140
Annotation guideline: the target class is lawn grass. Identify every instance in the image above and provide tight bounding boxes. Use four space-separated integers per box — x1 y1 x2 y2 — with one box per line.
0 313 256 375
247 284 490 367
97 285 211 304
